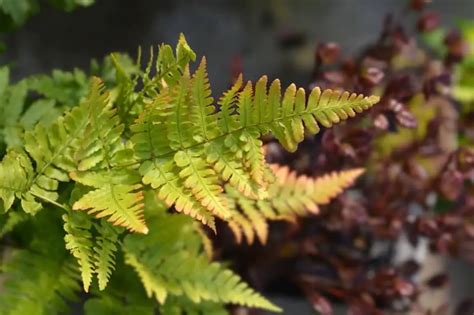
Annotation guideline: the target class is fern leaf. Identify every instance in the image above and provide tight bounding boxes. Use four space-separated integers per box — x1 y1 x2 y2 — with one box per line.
254 81 379 152
72 78 123 171
67 78 149 234
149 33 196 90
132 91 217 228
124 252 169 304
131 44 378 228
0 78 28 147
63 212 95 292
27 68 89 107
240 130 266 186
226 165 364 244
0 210 27 237
207 138 263 199
270 165 365 214
72 181 147 234
190 57 218 142
123 214 280 312
164 73 202 148
140 158 216 230
0 149 34 212
217 74 242 133
0 249 81 315
19 78 106 213
175 149 230 218
93 220 119 290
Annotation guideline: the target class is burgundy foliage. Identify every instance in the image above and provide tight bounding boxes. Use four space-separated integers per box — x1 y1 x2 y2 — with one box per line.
218 2 474 314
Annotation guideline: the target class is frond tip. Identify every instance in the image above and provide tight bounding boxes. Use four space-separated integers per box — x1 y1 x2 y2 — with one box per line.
249 79 380 152
226 165 365 244
73 183 148 234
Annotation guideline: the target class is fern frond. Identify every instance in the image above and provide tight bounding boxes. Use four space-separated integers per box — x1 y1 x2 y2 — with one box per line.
269 165 365 212
124 252 169 303
132 89 216 228
93 220 120 291
63 211 95 292
0 210 27 237
123 214 280 312
141 33 196 96
0 249 81 315
68 78 148 233
174 149 230 218
126 252 280 311
72 179 147 234
19 79 105 213
72 78 122 171
226 165 365 244
63 211 121 292
140 159 216 230
27 68 89 107
0 149 34 212
250 80 379 152
131 45 378 228
190 58 218 142
0 75 28 148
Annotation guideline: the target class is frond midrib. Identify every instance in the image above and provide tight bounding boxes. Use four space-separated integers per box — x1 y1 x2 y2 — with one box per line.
144 100 371 161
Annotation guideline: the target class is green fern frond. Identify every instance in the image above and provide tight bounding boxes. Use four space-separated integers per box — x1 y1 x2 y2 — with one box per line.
0 210 27 237
72 78 127 171
140 33 196 96
0 149 34 212
123 252 169 304
132 93 216 229
63 208 120 292
63 211 95 292
93 221 120 291
123 214 281 312
0 249 81 315
20 79 105 213
226 165 365 244
72 180 147 234
132 39 378 229
65 78 148 233
0 72 28 147
27 68 89 107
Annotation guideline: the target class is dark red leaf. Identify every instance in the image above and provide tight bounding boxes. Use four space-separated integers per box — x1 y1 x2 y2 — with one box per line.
317 42 341 65
417 12 440 33
410 0 431 11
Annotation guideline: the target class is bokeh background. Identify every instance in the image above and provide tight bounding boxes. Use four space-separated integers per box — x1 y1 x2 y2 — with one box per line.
3 0 474 93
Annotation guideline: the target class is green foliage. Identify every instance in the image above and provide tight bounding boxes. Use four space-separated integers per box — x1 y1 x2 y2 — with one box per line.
0 0 94 33
454 20 474 112
0 34 378 314
123 212 280 311
133 49 377 229
0 211 81 315
0 250 80 315
225 165 365 244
